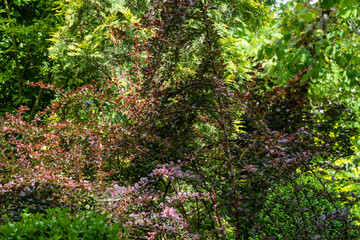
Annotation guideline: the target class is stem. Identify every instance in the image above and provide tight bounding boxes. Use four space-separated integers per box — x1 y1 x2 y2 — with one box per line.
318 10 331 31
347 17 360 37
200 0 242 237
28 88 44 122
169 178 192 233
211 189 227 240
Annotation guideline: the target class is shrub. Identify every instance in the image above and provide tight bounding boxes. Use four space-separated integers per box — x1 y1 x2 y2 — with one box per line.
248 180 358 239
0 208 128 240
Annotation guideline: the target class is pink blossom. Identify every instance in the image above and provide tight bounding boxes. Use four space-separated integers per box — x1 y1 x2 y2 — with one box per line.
160 206 181 220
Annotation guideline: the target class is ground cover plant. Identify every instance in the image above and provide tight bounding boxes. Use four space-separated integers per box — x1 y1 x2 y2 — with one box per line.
1 0 360 239
0 208 128 240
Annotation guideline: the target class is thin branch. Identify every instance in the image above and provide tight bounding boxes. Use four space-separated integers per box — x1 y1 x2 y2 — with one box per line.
347 17 360 37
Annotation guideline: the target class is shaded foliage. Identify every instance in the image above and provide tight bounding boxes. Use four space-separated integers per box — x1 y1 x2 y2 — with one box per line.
0 0 59 115
1 0 360 239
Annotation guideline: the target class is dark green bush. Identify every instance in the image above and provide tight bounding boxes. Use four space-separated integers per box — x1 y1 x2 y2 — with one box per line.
248 180 359 239
0 208 128 240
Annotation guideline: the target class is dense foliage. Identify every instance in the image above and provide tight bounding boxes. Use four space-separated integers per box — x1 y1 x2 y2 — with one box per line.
0 208 128 239
1 0 360 239
0 0 59 116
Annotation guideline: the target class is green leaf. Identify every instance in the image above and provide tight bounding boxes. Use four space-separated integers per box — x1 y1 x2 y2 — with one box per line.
325 46 333 56
320 0 337 10
11 10 20 17
339 7 356 20
265 47 274 58
283 33 292 42
276 48 285 59
339 0 358 9
348 70 360 79
300 53 308 64
295 2 305 11
344 53 352 63
302 12 315 22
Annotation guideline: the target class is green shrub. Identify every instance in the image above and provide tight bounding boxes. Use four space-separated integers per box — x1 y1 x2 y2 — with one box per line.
248 180 359 239
0 208 128 240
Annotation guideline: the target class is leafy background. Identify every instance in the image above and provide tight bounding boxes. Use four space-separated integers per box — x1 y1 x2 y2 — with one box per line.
1 0 360 239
